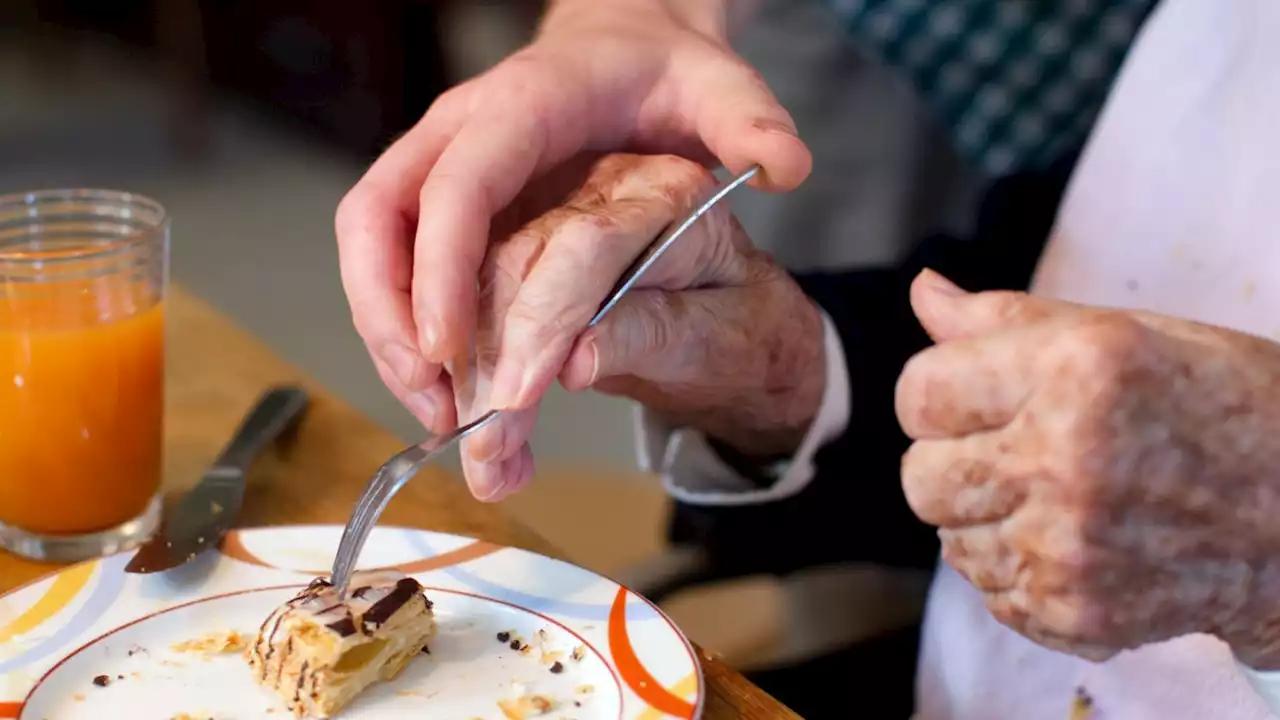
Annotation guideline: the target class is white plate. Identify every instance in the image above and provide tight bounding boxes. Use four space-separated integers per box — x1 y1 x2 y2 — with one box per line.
0 525 703 719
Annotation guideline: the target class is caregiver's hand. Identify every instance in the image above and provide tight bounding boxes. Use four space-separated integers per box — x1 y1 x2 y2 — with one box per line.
334 0 811 436
896 269 1280 668
454 153 825 502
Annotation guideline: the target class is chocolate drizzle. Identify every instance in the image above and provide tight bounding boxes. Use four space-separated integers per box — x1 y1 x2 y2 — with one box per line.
275 636 293 688
293 660 309 706
361 577 423 630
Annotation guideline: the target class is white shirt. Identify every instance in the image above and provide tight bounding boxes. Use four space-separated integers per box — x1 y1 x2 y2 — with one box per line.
639 0 1280 716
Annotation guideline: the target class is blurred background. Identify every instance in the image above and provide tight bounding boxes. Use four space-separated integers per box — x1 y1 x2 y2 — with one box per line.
0 0 978 697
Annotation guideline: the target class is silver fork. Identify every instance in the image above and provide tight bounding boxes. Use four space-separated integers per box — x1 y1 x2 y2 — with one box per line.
329 165 760 597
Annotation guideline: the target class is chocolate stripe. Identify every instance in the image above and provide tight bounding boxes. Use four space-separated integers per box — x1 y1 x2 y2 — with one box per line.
362 578 423 629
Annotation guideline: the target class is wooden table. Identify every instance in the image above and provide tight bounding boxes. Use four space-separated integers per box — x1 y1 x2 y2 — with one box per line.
0 286 800 719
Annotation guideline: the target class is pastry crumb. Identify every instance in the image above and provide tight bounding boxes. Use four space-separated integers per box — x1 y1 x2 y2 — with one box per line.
395 689 425 697
570 645 585 662
575 684 595 695
498 694 555 719
1070 686 1095 720
91 674 112 687
73 693 86 702
171 630 249 656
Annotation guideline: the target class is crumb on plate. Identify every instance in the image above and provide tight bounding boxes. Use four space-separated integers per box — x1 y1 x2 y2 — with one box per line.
171 630 249 656
570 645 585 662
498 694 555 719
1070 686 1095 720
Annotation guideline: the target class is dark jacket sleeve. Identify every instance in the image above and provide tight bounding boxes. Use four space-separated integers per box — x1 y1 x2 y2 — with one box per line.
668 153 1078 577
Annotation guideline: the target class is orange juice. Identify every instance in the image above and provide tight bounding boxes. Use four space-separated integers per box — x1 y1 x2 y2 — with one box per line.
0 282 165 535
0 188 168 559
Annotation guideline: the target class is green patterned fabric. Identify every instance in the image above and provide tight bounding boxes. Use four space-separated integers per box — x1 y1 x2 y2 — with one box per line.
826 0 1157 175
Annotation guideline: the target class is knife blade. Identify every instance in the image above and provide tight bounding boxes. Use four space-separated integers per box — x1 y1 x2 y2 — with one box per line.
125 385 310 574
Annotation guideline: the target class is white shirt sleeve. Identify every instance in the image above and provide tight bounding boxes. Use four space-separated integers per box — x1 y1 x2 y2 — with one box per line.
634 309 851 506
1235 662 1280 714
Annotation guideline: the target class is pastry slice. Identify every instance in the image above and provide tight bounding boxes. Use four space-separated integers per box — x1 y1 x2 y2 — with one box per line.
246 570 436 717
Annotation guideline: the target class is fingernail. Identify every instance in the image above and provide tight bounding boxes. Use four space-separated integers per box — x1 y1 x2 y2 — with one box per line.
420 322 441 361
472 463 507 502
923 269 965 296
404 391 437 429
381 343 420 387
582 341 601 387
489 361 529 410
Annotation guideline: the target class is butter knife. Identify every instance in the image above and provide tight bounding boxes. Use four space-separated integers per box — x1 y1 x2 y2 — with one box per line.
125 385 310 574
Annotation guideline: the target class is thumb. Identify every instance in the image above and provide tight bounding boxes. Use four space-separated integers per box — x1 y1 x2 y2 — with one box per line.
687 54 812 192
910 268 1066 342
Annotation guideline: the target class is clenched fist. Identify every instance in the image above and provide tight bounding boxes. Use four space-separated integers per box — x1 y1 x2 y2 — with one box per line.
897 269 1280 668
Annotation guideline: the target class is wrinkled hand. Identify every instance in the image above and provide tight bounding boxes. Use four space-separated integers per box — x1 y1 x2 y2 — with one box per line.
334 0 811 441
896 269 1280 667
449 153 825 501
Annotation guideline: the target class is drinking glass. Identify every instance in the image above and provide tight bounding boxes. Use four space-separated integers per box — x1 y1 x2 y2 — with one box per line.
0 189 168 562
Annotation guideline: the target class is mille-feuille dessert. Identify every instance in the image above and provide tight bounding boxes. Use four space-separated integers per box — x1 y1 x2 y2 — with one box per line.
246 570 436 717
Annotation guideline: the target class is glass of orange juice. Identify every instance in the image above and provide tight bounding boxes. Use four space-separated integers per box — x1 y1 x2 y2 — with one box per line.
0 189 168 562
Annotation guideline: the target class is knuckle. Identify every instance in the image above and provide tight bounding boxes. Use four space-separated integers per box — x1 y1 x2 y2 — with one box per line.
899 442 935 518
430 82 471 115
419 166 503 216
334 186 373 243
349 313 394 352
894 350 935 436
506 292 580 344
1055 312 1145 380
557 210 624 245
634 292 678 352
496 224 551 277
980 290 1037 325
657 154 718 194
493 54 568 121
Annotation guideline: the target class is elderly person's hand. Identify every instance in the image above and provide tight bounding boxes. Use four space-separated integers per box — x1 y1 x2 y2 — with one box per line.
445 153 825 502
334 0 810 436
896 269 1280 668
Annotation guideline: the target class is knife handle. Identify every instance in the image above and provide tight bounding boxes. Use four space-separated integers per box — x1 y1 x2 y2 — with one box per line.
213 385 311 471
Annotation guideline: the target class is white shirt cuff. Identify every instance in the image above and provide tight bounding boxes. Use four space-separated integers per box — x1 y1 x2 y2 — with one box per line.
1236 661 1280 714
634 308 851 506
